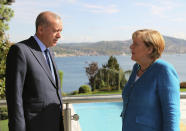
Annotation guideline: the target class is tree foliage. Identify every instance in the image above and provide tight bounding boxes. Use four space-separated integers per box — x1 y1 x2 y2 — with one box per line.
86 56 127 91
93 68 126 91
58 70 63 89
0 1 14 99
102 56 119 71
85 62 98 90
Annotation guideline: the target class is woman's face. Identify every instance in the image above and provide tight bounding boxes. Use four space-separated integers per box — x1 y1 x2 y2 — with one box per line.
130 37 152 64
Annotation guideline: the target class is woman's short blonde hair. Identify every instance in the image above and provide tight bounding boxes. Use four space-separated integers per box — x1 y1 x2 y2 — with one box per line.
132 29 165 59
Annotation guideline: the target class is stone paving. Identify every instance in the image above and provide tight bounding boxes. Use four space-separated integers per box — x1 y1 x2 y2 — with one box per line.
181 99 186 124
180 99 186 130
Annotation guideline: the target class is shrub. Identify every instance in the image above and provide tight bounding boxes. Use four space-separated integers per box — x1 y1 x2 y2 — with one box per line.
180 82 186 88
79 85 91 93
71 90 79 95
62 92 66 96
0 106 8 120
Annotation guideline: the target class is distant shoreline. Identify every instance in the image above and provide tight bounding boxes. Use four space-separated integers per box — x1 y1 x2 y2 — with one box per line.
54 53 185 58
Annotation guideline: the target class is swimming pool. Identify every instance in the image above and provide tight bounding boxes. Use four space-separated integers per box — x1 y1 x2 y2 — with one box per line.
73 102 122 131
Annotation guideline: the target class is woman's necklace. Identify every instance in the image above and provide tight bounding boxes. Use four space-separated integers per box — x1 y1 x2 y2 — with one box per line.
139 60 155 73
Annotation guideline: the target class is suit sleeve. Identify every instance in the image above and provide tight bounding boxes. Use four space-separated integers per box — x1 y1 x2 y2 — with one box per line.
5 44 27 131
158 66 180 131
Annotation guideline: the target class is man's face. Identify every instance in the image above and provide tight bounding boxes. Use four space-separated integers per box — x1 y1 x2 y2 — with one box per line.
40 18 62 48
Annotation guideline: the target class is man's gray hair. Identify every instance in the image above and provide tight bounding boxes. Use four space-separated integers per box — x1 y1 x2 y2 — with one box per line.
35 11 61 32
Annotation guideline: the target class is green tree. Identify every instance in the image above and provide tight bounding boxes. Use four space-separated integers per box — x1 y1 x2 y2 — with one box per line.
85 62 98 91
87 56 128 91
0 1 14 99
102 56 119 71
58 70 63 89
58 70 66 96
94 68 127 91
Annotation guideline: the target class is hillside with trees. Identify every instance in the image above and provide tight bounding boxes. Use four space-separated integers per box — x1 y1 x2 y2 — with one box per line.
51 36 186 56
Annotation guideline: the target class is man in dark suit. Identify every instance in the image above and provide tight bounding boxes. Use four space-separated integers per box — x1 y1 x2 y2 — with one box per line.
5 11 64 131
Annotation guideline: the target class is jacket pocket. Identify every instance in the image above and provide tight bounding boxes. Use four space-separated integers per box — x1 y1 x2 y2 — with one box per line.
24 101 44 113
24 102 44 123
136 115 160 129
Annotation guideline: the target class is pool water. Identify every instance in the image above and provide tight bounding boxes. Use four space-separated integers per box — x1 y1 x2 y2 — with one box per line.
73 102 123 131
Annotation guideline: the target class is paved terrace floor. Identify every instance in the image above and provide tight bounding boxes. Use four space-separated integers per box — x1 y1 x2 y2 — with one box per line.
180 99 186 130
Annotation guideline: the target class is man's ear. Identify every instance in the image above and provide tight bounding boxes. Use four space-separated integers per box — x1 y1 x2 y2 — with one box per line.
37 25 44 34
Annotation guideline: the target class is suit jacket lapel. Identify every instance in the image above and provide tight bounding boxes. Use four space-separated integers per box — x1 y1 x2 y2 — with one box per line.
26 37 57 88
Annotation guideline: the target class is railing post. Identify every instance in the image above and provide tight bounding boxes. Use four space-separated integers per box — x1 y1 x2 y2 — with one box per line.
64 103 71 131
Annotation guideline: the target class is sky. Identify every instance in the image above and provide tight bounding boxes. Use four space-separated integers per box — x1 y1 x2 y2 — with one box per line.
6 0 186 43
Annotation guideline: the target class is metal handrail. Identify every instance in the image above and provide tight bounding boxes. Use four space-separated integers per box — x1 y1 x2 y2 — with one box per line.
1 93 186 106
62 94 122 104
181 92 186 99
62 92 186 103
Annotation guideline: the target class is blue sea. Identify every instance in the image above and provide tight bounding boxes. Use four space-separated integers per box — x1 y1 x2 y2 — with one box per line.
55 54 186 93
